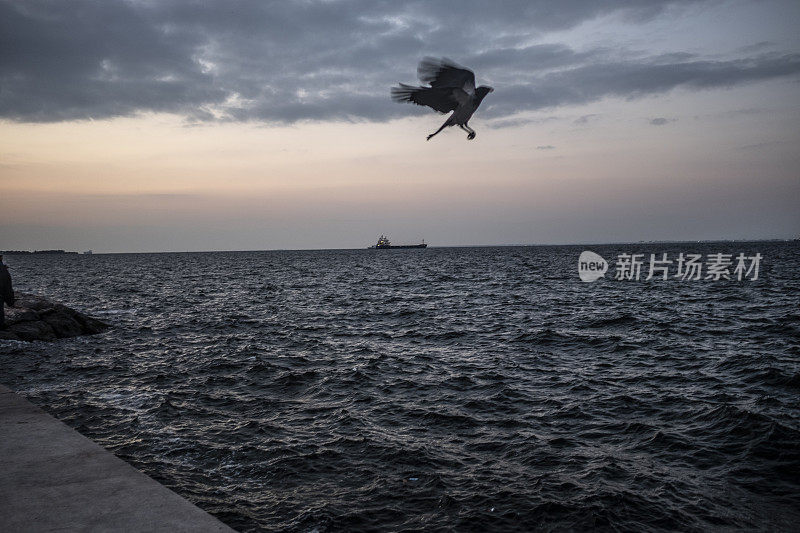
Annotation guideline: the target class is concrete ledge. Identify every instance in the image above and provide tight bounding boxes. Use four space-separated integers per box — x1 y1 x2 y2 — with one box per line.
0 384 236 532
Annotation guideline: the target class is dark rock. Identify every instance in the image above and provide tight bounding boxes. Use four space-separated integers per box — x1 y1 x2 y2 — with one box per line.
0 329 20 341
5 307 38 323
12 293 57 312
73 314 109 335
2 292 109 342
9 320 57 342
40 308 85 337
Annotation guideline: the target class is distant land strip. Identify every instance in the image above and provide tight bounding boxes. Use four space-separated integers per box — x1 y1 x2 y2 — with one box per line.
0 250 78 255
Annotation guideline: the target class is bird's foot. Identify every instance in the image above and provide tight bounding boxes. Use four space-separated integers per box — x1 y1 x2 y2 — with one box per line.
426 134 434 141
467 132 476 140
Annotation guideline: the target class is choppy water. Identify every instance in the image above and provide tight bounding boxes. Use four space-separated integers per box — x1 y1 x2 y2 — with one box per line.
2 242 799 532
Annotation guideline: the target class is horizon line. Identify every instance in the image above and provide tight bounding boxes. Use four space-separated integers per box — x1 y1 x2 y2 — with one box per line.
2 237 797 255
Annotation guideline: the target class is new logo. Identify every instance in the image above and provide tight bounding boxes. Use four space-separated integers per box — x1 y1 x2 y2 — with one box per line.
578 251 608 282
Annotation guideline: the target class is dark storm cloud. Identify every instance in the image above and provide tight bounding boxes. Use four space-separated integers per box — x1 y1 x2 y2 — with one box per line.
481 53 800 118
2 0 799 124
0 1 224 121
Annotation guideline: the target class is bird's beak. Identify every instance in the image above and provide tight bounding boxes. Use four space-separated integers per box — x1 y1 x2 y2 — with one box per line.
489 87 494 92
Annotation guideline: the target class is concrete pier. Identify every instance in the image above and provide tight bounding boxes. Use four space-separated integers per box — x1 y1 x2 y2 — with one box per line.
0 384 235 532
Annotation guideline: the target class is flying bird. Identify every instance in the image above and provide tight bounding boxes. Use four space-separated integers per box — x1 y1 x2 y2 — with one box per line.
391 57 493 141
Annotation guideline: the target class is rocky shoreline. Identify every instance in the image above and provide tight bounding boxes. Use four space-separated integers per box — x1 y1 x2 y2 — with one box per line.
1 293 109 342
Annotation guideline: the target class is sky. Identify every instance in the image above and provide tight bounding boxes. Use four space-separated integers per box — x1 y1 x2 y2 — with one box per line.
1 0 799 252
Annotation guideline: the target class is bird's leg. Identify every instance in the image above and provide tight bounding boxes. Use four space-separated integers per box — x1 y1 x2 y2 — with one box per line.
458 124 476 140
463 123 476 140
427 120 449 141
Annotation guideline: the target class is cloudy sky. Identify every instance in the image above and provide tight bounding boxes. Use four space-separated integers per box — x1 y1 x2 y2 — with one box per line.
1 0 798 252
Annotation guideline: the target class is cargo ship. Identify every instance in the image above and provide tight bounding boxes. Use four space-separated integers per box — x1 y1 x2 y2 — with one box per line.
370 235 427 249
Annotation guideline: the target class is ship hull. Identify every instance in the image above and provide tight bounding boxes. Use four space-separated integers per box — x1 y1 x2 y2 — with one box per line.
375 244 427 249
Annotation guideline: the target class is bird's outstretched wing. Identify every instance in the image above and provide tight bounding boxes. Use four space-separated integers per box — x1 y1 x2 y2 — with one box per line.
417 57 475 96
391 83 469 114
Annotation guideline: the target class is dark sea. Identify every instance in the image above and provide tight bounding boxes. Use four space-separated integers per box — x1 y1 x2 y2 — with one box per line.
2 242 799 532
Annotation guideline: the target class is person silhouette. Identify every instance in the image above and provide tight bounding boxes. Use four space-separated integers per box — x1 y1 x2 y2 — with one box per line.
0 255 15 329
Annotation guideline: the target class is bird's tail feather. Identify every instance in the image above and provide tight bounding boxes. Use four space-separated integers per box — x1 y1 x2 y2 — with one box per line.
390 83 423 103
